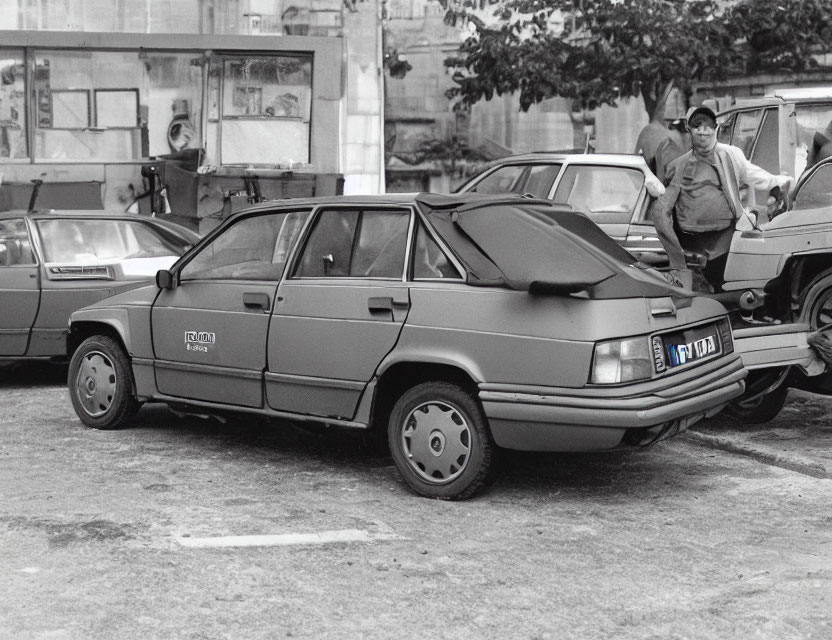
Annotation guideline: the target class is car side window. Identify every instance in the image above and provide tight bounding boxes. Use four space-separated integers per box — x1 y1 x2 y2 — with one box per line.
0 218 35 266
412 220 462 280
294 208 410 278
523 164 562 197
717 114 734 145
553 166 643 224
749 109 780 174
181 210 308 281
732 109 764 158
794 164 832 211
468 165 525 194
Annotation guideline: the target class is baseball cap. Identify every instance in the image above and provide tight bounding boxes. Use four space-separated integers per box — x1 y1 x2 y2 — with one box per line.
686 105 717 127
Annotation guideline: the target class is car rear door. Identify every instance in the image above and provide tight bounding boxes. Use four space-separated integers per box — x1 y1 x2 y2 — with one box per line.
265 206 412 420
151 209 308 408
0 218 39 356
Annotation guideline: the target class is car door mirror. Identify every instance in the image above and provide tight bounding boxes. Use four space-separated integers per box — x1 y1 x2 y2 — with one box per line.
156 269 176 290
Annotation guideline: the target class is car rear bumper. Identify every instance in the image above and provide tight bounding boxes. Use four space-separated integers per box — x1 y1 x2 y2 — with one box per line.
479 353 746 451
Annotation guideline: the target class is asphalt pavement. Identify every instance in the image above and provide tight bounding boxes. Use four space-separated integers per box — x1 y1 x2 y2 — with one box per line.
689 389 832 479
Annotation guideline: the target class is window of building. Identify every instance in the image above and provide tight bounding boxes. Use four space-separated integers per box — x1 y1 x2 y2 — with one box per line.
18 0 201 33
0 51 26 159
206 54 312 167
33 50 202 162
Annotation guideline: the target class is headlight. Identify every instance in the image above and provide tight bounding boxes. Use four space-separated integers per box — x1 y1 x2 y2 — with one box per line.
591 337 653 384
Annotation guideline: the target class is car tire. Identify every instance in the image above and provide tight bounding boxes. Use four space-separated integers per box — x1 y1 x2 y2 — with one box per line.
68 336 140 430
387 381 499 500
799 267 832 330
724 379 789 425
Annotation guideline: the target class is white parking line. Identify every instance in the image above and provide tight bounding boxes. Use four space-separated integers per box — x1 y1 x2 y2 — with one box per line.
175 526 399 548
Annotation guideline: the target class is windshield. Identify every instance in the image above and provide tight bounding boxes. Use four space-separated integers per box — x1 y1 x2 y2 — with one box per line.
36 218 191 264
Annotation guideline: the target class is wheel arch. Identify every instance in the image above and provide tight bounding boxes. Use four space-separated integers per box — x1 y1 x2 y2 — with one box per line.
370 360 482 432
68 311 132 359
777 253 832 313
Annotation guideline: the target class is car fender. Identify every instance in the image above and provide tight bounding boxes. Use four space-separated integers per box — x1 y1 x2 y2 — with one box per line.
375 346 486 384
70 306 134 354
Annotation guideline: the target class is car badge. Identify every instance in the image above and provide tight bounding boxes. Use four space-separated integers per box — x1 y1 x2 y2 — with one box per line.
651 335 666 372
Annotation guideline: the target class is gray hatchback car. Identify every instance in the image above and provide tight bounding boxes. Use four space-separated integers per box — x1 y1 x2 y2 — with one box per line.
67 193 746 499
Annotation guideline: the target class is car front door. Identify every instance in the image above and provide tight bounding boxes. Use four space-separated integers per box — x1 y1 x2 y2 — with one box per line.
151 209 309 407
265 206 412 420
0 218 39 356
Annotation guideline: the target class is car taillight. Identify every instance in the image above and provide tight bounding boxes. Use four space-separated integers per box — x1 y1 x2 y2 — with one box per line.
591 337 653 384
47 265 114 280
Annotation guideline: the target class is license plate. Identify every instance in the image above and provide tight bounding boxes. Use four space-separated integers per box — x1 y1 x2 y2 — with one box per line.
655 324 721 371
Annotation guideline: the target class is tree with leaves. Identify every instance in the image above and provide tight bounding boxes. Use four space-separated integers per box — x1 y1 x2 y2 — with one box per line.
442 0 832 121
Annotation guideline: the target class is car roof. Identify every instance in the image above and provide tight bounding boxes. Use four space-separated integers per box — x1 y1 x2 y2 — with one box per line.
0 209 200 242
718 95 832 116
1 208 149 219
473 152 649 168
223 191 555 214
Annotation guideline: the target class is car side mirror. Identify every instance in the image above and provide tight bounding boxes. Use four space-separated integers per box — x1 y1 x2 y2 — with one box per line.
156 269 176 290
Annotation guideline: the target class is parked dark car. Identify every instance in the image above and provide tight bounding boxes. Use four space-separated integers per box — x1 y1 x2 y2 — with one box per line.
67 193 746 499
0 210 199 362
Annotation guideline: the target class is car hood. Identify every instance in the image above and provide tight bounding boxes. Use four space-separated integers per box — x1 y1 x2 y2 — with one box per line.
418 194 688 300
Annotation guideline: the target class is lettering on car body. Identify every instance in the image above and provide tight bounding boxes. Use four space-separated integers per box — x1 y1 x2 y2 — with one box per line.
651 335 666 373
185 331 215 353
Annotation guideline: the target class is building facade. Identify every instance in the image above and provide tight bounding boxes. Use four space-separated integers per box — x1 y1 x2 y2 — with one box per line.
0 0 385 232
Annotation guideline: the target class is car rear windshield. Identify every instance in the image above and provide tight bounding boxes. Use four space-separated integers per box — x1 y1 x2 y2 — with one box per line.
36 218 191 264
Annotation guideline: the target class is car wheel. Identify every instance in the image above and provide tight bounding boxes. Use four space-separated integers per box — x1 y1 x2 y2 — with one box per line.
799 267 832 330
68 336 139 430
724 377 789 424
387 381 499 500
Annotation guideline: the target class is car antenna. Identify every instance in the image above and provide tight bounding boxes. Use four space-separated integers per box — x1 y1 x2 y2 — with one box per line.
27 178 43 213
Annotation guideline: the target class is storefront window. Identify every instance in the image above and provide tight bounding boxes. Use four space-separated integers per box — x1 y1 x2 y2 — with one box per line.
33 50 202 162
207 54 311 166
0 51 27 159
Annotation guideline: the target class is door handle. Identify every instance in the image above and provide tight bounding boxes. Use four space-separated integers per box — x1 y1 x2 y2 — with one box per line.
243 292 271 311
368 296 393 312
368 296 409 313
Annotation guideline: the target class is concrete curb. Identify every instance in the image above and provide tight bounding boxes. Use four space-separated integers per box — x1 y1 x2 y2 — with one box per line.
684 431 831 479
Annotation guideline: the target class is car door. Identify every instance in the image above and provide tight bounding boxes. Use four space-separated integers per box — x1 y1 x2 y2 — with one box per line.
551 163 644 247
623 189 668 265
151 209 309 407
0 218 39 356
265 206 412 420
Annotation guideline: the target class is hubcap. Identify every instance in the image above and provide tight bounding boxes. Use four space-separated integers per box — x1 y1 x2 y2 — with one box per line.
401 400 471 484
813 291 832 329
75 351 117 417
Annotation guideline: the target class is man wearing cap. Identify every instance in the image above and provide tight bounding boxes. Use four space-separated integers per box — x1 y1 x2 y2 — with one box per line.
651 105 795 289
